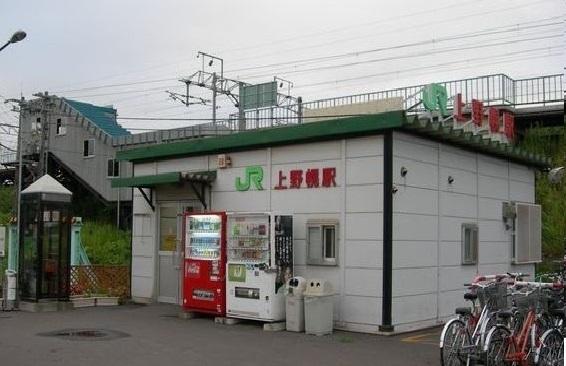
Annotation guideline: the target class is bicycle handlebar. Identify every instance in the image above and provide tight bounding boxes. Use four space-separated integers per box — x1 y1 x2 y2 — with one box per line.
513 281 564 290
471 272 530 284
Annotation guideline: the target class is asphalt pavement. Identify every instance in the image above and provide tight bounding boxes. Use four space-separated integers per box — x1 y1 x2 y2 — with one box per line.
0 304 440 366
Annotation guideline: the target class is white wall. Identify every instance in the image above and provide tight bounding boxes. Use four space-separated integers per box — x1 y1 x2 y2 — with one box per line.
208 138 384 333
391 132 536 332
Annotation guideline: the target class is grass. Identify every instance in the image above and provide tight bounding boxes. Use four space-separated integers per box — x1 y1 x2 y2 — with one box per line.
81 222 131 265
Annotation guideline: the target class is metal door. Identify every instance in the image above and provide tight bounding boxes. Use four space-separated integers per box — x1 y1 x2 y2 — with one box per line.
157 202 194 304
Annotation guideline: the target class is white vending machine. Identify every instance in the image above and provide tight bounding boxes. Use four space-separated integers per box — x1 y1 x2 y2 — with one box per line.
226 213 293 322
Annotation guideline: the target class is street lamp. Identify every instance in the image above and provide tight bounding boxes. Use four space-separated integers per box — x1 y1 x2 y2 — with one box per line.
548 166 564 184
0 30 27 52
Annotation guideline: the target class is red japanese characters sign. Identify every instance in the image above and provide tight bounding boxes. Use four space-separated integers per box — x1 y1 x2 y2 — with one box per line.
274 167 336 190
471 99 483 126
503 112 515 141
453 93 466 122
488 107 500 133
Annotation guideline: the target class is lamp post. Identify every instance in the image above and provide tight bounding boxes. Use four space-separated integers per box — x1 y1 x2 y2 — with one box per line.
0 30 27 53
548 166 564 184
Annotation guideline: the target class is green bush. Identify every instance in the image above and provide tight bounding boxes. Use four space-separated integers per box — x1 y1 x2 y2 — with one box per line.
520 125 566 273
0 186 14 225
81 222 131 265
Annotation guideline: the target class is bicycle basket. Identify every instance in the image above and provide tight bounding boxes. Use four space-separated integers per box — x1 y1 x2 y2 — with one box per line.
513 289 550 312
477 282 508 310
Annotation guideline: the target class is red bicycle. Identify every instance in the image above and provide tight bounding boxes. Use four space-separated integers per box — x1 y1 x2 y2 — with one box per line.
483 282 561 365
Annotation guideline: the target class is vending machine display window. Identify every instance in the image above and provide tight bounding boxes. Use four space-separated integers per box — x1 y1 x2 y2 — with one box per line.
183 212 227 315
226 213 293 322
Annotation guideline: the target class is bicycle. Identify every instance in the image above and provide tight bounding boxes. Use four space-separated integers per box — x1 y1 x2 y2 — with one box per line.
440 273 527 366
483 281 562 366
535 269 565 366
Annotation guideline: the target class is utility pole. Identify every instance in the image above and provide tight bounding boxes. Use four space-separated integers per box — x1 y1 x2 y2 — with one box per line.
211 72 217 124
170 51 299 131
4 97 29 271
33 92 54 177
170 51 248 130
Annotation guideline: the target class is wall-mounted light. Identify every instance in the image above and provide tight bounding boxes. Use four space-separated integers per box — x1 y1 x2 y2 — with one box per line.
448 176 455 184
400 167 408 178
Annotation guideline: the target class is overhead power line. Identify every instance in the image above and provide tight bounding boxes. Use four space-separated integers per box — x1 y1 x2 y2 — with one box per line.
296 47 563 89
226 19 563 74
42 10 562 97
228 1 562 65
238 33 562 80
43 0 484 92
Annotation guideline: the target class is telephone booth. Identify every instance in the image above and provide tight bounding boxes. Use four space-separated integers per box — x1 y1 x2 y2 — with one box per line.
18 175 72 302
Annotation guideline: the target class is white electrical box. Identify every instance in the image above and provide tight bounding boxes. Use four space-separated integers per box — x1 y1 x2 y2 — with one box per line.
513 203 542 264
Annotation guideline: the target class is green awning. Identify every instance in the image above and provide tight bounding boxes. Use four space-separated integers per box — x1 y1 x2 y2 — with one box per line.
111 170 217 188
111 172 181 188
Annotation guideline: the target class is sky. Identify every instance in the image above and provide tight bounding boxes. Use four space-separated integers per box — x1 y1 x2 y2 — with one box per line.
0 0 564 149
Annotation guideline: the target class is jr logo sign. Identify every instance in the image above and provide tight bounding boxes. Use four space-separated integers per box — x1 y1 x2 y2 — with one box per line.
422 83 448 116
235 166 264 191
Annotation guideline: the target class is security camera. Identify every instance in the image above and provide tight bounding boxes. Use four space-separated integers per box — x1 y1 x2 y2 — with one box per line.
548 166 564 184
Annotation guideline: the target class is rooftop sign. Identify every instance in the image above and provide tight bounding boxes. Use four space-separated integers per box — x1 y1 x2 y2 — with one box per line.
240 81 277 110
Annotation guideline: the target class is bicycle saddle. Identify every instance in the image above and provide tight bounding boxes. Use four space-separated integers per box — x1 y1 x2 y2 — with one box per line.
496 310 514 319
464 293 478 301
455 307 472 316
549 307 565 318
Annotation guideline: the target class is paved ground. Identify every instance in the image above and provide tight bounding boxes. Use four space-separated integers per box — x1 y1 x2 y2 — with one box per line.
0 304 440 366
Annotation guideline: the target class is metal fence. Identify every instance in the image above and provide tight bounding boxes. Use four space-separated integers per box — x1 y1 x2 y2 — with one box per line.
0 152 17 166
219 73 563 131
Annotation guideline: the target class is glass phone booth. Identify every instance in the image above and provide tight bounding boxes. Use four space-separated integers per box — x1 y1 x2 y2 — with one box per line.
18 175 72 302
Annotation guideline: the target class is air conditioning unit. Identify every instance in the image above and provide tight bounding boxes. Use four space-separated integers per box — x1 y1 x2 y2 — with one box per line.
512 203 542 264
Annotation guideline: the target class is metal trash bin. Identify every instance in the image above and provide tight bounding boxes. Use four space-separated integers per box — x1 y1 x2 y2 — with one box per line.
2 270 17 310
285 276 307 332
304 279 334 336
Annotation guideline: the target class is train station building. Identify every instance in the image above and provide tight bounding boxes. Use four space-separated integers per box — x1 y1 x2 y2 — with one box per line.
113 100 548 332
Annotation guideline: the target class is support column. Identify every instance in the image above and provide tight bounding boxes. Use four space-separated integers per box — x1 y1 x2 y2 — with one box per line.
379 131 394 332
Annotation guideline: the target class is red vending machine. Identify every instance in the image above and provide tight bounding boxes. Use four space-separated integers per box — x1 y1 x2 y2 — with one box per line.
183 212 226 315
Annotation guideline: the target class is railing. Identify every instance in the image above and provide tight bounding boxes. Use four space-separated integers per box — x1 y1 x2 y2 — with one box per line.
114 73 563 146
112 123 233 147
70 265 130 299
223 73 563 130
0 152 17 166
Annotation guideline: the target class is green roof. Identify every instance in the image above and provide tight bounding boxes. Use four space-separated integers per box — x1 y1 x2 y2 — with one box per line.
111 172 181 188
116 111 551 168
64 99 131 137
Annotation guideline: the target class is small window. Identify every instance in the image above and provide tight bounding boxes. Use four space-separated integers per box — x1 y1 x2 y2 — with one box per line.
56 118 66 135
107 159 120 177
83 139 95 157
307 220 338 266
32 117 41 131
461 223 478 265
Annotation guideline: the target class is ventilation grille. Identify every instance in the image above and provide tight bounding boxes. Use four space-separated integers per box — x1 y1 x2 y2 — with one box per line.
513 203 542 264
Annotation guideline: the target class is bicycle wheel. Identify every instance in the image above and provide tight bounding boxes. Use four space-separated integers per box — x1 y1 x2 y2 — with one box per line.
440 319 470 366
484 326 511 366
536 329 564 366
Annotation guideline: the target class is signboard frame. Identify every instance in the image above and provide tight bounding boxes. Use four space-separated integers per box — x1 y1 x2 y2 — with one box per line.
240 81 277 110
